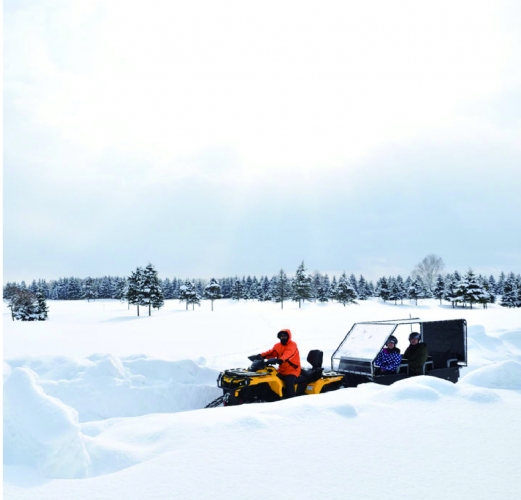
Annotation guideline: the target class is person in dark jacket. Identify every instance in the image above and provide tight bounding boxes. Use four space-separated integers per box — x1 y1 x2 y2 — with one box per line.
374 336 402 374
403 332 429 376
249 329 301 398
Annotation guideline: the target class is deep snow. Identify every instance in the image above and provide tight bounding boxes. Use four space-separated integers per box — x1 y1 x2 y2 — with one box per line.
3 298 521 499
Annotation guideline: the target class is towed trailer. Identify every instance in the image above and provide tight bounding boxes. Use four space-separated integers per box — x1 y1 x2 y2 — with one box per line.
331 318 468 387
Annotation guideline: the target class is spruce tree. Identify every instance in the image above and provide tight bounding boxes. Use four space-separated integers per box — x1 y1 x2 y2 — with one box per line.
357 275 371 300
35 289 49 320
126 267 144 315
140 263 164 316
231 278 243 301
335 273 358 306
433 274 446 304
204 278 222 311
292 261 313 308
500 273 518 308
82 277 98 302
460 269 484 309
272 269 292 309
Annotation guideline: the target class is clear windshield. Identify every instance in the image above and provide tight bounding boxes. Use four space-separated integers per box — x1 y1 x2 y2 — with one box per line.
333 323 396 361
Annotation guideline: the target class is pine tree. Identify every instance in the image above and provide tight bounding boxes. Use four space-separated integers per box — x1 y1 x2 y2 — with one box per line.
113 277 127 301
496 272 506 295
335 273 358 306
500 273 518 308
126 267 144 315
408 277 426 305
204 278 222 311
328 276 338 300
179 280 200 310
388 278 402 305
377 277 391 302
433 274 446 304
10 289 40 321
271 269 292 309
231 278 243 301
460 269 484 309
357 275 371 300
82 277 98 302
35 289 49 320
139 263 165 316
292 261 313 308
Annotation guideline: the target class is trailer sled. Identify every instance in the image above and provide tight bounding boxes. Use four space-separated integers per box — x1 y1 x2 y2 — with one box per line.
332 318 468 387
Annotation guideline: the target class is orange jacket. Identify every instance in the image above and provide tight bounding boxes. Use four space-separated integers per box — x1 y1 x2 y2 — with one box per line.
261 329 301 377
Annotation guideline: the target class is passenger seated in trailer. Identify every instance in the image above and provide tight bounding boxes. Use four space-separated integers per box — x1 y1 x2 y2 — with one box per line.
403 332 429 376
373 336 402 375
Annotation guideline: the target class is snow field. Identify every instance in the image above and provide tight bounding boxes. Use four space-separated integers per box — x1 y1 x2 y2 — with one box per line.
3 298 521 499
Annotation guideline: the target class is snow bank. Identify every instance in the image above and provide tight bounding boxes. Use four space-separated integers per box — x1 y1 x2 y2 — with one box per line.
4 355 222 422
3 368 90 478
460 360 521 390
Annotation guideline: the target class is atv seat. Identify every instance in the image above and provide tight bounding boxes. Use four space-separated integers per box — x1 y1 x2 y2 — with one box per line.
296 350 324 383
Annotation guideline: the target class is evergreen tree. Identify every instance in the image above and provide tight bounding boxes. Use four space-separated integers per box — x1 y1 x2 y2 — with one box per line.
377 277 391 302
179 280 200 310
126 267 144 315
433 274 446 305
388 278 402 305
408 277 426 305
82 277 98 302
248 277 260 300
349 274 359 295
9 289 40 321
460 269 484 309
113 277 127 301
478 276 493 308
204 278 222 311
328 276 338 300
500 273 519 308
35 289 49 320
139 263 165 316
316 274 330 303
357 275 371 300
231 278 243 301
335 273 358 306
292 261 313 308
97 277 112 299
272 269 292 309
29 280 39 294
496 272 506 295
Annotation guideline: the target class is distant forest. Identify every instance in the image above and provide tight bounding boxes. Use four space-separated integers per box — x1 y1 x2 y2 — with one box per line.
4 259 521 315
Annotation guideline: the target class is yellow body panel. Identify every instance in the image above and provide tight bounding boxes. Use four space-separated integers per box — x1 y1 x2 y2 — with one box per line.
222 366 344 399
304 374 344 394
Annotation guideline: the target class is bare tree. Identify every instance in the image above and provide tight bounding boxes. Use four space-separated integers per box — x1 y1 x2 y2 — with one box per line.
412 254 445 292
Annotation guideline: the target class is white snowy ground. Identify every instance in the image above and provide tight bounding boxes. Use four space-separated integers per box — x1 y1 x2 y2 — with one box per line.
3 298 521 500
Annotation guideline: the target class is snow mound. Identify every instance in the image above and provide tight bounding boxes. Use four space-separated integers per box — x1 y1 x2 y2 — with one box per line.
4 355 222 422
460 360 521 390
3 368 90 478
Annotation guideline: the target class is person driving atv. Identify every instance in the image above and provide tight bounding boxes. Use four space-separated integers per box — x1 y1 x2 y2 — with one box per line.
249 329 301 398
403 332 429 376
373 335 402 374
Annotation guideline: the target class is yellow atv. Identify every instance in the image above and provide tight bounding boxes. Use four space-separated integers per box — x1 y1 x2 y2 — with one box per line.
206 350 346 407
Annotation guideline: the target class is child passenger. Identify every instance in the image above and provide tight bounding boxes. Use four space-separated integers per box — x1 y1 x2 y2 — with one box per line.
374 336 402 374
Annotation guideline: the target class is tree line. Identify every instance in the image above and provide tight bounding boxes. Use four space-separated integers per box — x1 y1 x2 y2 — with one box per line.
3 258 521 321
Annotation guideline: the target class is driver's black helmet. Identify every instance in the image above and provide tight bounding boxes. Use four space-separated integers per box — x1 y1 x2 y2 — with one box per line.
409 332 421 340
387 335 398 345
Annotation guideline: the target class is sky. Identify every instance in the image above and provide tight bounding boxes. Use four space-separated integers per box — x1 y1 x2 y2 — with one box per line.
3 0 521 284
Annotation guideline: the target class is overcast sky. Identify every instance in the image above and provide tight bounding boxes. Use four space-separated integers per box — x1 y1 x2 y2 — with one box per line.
4 0 521 284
